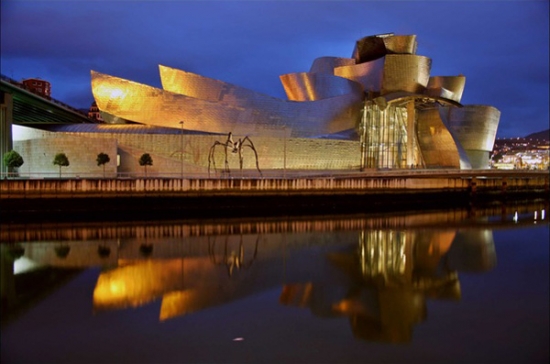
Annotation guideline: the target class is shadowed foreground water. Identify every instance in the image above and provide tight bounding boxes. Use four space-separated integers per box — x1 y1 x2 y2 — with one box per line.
1 202 548 363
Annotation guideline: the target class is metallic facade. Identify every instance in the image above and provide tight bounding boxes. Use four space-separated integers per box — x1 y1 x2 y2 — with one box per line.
426 76 466 103
92 70 362 138
91 33 501 170
444 105 501 169
280 72 363 101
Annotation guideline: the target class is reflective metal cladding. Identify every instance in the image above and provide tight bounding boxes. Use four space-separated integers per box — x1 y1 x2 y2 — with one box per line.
91 32 501 170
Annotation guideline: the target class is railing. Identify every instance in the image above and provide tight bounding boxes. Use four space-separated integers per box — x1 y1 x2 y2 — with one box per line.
1 170 548 198
1 168 548 181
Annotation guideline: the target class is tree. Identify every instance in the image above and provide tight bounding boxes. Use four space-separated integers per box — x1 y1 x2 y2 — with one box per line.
139 153 153 177
53 153 70 178
3 150 24 177
96 152 111 178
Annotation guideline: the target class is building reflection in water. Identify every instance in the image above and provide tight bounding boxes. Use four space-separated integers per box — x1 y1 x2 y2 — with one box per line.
1 202 546 342
280 229 496 343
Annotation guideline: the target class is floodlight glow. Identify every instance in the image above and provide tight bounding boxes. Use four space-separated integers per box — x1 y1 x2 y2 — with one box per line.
14 257 42 275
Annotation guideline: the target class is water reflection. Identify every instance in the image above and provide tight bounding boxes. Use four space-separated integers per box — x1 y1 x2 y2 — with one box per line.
280 228 496 343
1 200 548 344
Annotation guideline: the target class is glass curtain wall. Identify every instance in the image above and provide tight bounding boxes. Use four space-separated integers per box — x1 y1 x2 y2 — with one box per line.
360 103 416 169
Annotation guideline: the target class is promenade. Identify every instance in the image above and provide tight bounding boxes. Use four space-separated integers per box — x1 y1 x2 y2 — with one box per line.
1 169 548 222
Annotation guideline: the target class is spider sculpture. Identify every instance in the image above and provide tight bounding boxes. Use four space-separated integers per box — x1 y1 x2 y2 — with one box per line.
208 132 262 177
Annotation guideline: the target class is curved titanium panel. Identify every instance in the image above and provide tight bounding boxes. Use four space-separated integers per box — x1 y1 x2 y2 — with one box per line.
352 33 393 63
280 72 363 101
91 71 362 138
416 108 470 169
352 34 416 63
383 35 417 55
382 55 431 95
426 76 466 103
442 105 501 169
160 65 227 102
334 57 385 94
159 65 277 106
445 105 500 151
309 57 356 74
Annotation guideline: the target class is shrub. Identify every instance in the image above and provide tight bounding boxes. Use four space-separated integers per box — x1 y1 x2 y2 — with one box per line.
3 150 24 177
53 153 70 178
139 153 153 177
96 152 111 178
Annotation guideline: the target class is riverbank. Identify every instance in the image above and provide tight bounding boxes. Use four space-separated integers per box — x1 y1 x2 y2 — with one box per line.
1 170 548 223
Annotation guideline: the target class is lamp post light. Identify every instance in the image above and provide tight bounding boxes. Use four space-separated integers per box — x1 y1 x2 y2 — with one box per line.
179 121 184 178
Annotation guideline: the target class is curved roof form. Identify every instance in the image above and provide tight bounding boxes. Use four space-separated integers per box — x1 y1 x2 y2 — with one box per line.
280 72 363 101
334 58 385 94
383 35 418 55
92 71 362 138
352 33 418 63
426 76 466 103
309 57 356 74
159 65 278 105
333 55 432 96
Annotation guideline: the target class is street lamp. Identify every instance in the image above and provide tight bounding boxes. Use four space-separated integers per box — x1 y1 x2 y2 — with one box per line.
179 121 184 178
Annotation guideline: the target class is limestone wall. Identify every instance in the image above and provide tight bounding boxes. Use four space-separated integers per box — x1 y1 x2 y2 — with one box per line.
88 132 362 174
12 126 362 176
13 129 118 178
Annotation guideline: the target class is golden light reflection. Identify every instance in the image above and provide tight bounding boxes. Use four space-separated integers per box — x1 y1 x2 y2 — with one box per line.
279 283 313 307
109 88 124 99
108 280 126 296
93 259 184 312
414 230 456 273
93 82 125 105
332 298 368 316
160 290 197 321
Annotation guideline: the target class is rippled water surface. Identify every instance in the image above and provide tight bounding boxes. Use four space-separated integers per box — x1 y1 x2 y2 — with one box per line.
1 202 548 363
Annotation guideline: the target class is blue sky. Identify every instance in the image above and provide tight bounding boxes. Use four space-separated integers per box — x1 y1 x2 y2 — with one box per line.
1 0 548 137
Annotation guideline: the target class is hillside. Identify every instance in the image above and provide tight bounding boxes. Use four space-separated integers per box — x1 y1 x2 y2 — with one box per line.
525 129 549 140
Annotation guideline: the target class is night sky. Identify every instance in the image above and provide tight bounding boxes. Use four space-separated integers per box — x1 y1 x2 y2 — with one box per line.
1 0 548 138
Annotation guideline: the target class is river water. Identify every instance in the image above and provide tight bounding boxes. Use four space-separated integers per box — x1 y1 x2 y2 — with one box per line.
1 201 548 363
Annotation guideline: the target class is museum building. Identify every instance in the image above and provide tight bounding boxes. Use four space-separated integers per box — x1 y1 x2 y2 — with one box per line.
10 33 500 178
